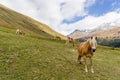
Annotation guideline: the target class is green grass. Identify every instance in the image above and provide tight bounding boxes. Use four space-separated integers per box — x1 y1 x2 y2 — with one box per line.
0 26 120 80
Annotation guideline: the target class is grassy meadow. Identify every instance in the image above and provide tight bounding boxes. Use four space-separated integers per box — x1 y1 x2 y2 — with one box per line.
0 26 120 80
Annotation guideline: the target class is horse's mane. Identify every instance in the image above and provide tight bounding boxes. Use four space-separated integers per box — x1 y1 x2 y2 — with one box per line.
87 38 91 42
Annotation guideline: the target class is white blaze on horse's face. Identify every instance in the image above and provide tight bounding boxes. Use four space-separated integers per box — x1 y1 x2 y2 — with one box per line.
90 37 97 52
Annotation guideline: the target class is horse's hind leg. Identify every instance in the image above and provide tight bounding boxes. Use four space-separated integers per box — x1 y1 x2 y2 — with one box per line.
77 55 81 64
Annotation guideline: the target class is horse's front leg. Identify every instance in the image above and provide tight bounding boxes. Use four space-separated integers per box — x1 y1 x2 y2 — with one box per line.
89 57 94 73
83 56 88 72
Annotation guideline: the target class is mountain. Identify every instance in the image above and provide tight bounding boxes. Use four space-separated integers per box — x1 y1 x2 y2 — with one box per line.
91 26 120 47
68 23 120 40
68 22 120 47
0 4 66 39
67 29 91 39
91 23 120 39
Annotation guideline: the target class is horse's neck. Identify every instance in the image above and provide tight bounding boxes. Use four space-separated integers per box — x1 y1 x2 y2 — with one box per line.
85 40 91 50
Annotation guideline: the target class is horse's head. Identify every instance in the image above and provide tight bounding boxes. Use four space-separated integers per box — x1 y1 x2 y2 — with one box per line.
89 36 97 52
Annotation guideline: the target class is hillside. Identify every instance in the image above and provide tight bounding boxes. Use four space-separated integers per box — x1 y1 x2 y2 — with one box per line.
0 4 66 39
0 24 120 80
91 27 120 39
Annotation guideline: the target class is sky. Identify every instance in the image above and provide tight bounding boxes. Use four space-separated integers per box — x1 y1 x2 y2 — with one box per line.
0 0 120 35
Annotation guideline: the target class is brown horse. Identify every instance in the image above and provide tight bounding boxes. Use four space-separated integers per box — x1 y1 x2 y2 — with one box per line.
77 36 97 73
66 37 74 47
55 36 61 40
16 29 25 35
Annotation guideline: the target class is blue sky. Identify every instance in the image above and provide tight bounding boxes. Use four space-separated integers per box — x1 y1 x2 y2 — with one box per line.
62 16 86 24
0 0 120 35
63 0 120 24
88 0 120 16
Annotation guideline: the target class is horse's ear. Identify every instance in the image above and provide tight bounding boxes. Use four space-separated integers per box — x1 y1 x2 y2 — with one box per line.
91 36 93 39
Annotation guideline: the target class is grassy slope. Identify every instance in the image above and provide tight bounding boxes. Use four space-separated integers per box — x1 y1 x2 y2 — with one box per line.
0 4 66 39
0 26 120 80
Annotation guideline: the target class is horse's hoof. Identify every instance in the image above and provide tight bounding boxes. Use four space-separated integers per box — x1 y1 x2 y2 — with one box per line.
91 70 94 73
85 69 88 72
85 70 88 73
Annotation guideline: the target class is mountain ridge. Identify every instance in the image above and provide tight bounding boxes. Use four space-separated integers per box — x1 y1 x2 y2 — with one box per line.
68 23 120 39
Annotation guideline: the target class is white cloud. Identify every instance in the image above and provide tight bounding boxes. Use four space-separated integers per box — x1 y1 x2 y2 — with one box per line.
60 0 95 20
60 11 120 35
60 0 86 19
0 0 120 35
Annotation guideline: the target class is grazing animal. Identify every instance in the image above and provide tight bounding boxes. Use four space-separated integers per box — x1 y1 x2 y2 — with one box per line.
66 37 74 47
77 36 97 73
16 29 25 35
55 36 61 40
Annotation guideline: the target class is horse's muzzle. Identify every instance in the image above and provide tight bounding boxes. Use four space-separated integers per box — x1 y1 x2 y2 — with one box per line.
92 49 96 52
